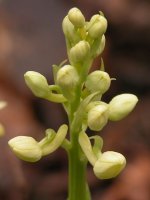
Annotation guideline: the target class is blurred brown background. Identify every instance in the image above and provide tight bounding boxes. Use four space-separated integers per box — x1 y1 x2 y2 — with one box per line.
0 0 150 200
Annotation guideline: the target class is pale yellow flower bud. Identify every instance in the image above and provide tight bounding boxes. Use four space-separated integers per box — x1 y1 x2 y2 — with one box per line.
70 40 90 63
68 7 85 28
109 94 138 121
24 71 49 98
56 65 79 99
88 14 107 39
85 70 111 94
8 136 42 162
62 16 79 43
88 103 109 131
93 151 126 179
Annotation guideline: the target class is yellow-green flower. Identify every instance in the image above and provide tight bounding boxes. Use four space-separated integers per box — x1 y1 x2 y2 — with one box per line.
8 136 42 162
93 151 126 179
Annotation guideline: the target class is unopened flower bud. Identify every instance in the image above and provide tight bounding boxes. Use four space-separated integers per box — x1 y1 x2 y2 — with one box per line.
85 70 111 94
70 40 90 63
88 103 109 131
56 65 79 99
68 7 85 28
88 14 107 39
93 151 126 179
8 136 42 162
24 71 49 98
109 94 138 121
62 16 79 43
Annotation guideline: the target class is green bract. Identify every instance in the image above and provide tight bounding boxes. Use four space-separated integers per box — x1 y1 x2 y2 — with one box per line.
95 35 106 56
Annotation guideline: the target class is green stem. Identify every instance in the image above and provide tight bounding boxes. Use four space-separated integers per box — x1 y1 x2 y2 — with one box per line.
68 133 90 200
67 59 93 200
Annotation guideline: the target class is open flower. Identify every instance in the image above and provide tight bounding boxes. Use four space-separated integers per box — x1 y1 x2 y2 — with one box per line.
8 136 42 162
93 151 126 179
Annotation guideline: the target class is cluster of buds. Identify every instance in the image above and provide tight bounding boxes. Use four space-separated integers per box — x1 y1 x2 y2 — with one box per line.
61 8 138 179
15 8 108 104
62 7 107 69
8 7 138 182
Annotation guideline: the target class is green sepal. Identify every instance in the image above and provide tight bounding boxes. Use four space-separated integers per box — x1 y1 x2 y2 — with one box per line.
79 131 97 166
52 59 67 84
90 37 102 58
39 124 68 156
38 128 56 149
100 58 105 71
89 135 103 158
